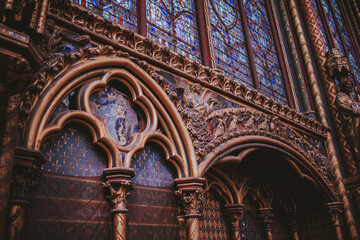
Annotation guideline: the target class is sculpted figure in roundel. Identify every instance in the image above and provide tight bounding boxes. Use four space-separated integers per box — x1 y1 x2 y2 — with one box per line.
335 78 360 162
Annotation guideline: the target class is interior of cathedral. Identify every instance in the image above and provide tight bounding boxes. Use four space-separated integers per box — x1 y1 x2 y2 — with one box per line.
1 0 360 239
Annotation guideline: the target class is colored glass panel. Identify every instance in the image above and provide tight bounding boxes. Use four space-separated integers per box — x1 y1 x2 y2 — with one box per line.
242 211 263 240
244 0 288 105
312 0 329 51
209 0 252 87
72 0 137 31
322 0 360 85
146 0 200 61
41 123 107 177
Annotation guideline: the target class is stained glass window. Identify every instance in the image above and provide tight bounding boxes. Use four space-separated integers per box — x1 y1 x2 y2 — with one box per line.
321 0 360 85
146 0 200 61
209 0 252 87
244 0 288 105
312 0 329 51
72 0 137 31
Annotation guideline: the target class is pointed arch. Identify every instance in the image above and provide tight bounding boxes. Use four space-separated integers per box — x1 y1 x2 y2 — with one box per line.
199 135 338 203
23 56 197 177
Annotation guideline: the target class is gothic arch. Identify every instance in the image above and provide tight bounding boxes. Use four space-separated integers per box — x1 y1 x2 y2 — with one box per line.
23 56 196 178
199 135 338 203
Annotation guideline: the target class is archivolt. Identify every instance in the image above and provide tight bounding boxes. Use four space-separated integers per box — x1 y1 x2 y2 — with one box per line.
23 57 196 177
199 135 338 202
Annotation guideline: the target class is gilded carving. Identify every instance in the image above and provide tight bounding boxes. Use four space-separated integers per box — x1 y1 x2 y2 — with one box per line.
175 189 205 216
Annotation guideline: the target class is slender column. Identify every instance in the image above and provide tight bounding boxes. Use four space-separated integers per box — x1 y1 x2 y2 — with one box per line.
195 0 211 67
178 216 187 240
225 204 244 240
285 210 300 240
258 208 273 240
264 0 295 109
175 177 206 240
278 0 314 116
344 0 360 46
324 202 345 240
7 148 46 240
103 167 135 240
0 93 22 240
289 0 359 238
137 0 146 37
202 0 216 68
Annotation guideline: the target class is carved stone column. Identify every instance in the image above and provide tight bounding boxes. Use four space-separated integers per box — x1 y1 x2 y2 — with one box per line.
294 0 359 238
224 204 244 240
103 167 135 240
7 147 46 240
285 210 299 240
258 208 273 240
324 202 345 240
175 177 206 240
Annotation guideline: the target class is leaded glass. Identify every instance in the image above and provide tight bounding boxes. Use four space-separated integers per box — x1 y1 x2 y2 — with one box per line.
146 0 200 61
312 0 329 51
244 0 288 105
322 0 360 85
72 0 137 31
209 0 252 87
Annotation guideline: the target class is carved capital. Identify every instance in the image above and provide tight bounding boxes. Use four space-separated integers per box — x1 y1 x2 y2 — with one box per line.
325 48 350 80
103 167 135 213
175 177 206 217
224 204 244 229
258 208 273 232
324 202 344 227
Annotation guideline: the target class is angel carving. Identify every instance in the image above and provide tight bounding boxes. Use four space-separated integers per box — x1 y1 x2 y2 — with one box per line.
176 82 218 118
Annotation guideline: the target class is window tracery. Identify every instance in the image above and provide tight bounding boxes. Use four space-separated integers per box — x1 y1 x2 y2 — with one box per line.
146 0 201 61
208 0 252 87
244 0 288 105
72 0 137 31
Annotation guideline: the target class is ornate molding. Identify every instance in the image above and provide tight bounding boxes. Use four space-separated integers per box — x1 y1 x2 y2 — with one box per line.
197 108 332 182
45 2 328 137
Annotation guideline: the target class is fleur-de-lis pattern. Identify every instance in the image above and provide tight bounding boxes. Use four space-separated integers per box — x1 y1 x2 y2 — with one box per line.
131 145 174 187
41 123 106 177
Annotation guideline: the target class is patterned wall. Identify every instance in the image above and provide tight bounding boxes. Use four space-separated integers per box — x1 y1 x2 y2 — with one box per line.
127 185 179 240
131 144 175 187
200 191 229 240
41 123 107 177
24 173 113 240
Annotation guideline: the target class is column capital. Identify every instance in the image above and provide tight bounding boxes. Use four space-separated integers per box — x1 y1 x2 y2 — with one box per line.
323 202 344 227
103 167 135 213
175 177 206 217
258 207 273 232
224 204 244 227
